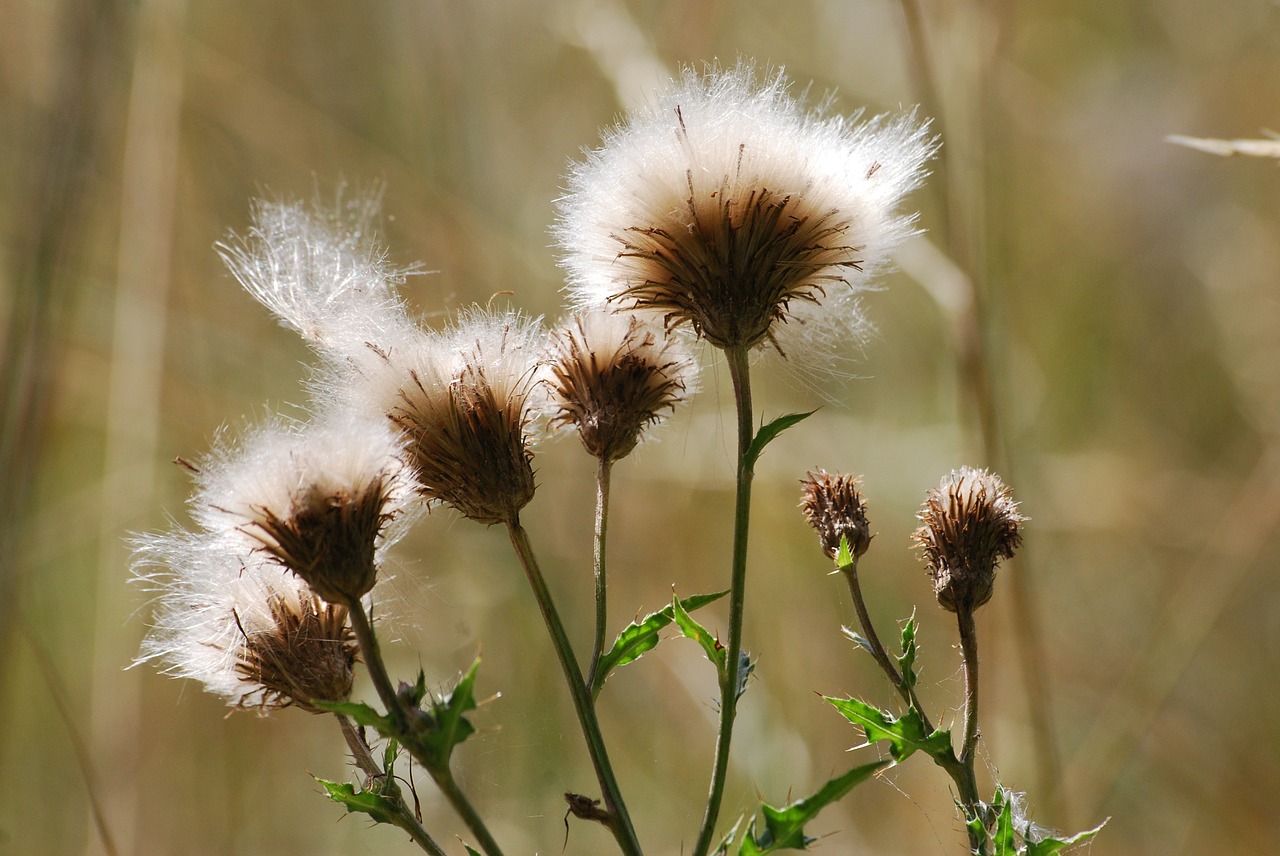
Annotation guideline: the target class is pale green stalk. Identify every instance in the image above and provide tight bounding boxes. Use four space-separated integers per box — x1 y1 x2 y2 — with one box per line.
506 520 642 856
587 457 613 690
692 345 754 856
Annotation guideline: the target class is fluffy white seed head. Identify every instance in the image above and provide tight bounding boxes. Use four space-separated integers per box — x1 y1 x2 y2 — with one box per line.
134 535 358 713
337 307 547 524
556 62 936 373
191 414 419 602
217 191 417 355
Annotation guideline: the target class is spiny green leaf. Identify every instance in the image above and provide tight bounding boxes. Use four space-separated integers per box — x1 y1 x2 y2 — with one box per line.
1024 818 1108 855
673 593 727 675
316 778 400 825
402 668 428 707
463 845 482 856
413 658 481 770
825 696 955 764
382 738 399 774
591 590 728 697
744 411 816 469
714 815 745 856
314 700 393 735
738 760 890 854
897 613 919 693
992 788 1016 856
968 810 992 856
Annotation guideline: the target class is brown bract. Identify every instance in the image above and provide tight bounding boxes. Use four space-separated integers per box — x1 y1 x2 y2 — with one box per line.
242 477 392 604
613 169 862 353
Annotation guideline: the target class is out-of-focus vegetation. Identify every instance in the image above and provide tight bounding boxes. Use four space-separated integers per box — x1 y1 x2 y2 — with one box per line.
3 1 1279 853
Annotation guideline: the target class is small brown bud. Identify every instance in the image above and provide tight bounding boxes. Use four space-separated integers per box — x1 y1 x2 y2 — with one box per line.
799 470 873 562
912 467 1025 613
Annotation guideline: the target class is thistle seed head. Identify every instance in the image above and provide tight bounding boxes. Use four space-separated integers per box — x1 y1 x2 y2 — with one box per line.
196 416 417 604
134 539 358 714
546 310 696 462
368 308 545 525
557 61 935 371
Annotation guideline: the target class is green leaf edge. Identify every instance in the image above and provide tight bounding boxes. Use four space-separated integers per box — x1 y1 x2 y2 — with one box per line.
744 410 816 469
592 590 728 697
739 760 891 855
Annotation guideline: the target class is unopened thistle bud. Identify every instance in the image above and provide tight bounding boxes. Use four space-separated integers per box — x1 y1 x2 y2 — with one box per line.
197 416 416 604
799 470 873 561
557 61 935 371
912 467 1025 613
547 310 696 462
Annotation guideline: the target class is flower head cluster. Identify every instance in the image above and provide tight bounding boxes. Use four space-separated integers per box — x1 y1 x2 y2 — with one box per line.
912 467 1025 613
135 415 416 712
557 62 935 367
546 310 696 462
799 470 873 561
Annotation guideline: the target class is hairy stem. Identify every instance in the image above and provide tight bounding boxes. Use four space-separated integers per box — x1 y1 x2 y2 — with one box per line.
838 560 934 731
587 456 613 690
345 598 405 730
957 607 981 765
334 714 447 856
692 345 754 856
956 606 985 848
507 521 642 856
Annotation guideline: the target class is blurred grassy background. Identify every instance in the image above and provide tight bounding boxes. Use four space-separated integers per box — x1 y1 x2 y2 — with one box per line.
3 0 1280 853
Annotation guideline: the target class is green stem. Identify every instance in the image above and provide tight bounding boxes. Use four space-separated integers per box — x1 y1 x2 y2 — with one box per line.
837 560 981 845
838 560 934 730
507 521 642 856
692 345 754 856
587 456 613 691
956 606 985 848
432 767 506 856
335 713 448 856
346 598 506 856
957 606 981 766
345 598 406 730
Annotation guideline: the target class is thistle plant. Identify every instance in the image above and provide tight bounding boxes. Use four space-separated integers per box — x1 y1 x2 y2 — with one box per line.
134 62 1103 855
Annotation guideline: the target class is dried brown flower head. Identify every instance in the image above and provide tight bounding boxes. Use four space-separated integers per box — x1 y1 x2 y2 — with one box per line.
799 470 873 561
243 476 393 605
912 467 1025 613
382 310 543 526
547 311 695 462
233 589 357 713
